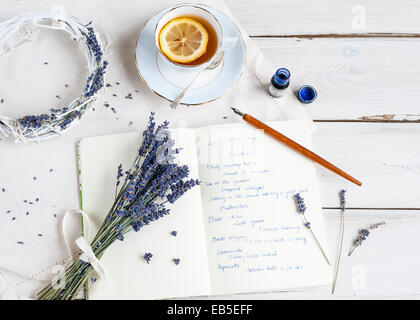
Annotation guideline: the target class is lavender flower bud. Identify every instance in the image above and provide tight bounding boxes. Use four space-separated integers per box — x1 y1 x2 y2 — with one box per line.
144 252 153 264
340 189 347 210
294 193 307 214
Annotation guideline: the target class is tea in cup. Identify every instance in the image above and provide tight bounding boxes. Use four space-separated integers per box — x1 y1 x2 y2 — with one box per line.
155 5 236 71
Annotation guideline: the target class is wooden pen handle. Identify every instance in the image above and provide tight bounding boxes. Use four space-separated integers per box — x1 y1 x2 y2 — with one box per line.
244 114 362 186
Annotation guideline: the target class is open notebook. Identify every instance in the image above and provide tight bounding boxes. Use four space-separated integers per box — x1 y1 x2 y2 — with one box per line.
78 120 332 299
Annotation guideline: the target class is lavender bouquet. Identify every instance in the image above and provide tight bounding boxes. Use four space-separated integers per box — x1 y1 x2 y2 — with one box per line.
37 112 199 300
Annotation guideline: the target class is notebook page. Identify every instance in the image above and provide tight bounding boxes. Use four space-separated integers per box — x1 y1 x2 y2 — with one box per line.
79 130 211 299
195 121 332 295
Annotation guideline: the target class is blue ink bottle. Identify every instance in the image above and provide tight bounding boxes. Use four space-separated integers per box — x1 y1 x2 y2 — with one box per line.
268 68 290 98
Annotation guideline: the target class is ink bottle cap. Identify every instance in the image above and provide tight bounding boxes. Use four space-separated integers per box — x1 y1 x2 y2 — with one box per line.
298 85 317 104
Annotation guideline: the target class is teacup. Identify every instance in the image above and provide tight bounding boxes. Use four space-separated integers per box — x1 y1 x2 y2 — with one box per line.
154 4 237 73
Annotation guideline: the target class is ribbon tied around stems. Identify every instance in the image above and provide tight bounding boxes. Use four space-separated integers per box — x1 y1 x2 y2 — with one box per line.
62 209 107 281
74 237 107 280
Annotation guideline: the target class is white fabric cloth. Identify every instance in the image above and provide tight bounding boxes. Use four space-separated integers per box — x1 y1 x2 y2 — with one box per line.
0 0 312 299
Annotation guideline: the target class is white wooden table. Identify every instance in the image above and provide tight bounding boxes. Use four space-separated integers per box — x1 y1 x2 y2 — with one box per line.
219 0 420 299
0 0 419 300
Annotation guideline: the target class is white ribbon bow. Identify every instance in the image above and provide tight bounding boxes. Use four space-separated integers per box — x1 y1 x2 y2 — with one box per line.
74 237 107 280
62 209 107 280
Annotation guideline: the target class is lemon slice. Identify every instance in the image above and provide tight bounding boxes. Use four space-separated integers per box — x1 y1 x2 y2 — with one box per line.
159 17 208 64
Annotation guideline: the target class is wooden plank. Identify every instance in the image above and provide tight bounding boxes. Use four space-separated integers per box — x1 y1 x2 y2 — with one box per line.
226 0 420 36
199 210 420 299
254 37 420 121
313 122 420 209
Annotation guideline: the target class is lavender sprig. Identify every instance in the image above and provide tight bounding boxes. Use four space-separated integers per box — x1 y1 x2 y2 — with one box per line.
294 194 330 266
115 164 123 199
348 222 385 256
332 189 346 295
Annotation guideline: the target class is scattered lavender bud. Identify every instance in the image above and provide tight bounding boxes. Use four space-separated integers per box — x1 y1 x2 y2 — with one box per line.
144 252 153 264
170 231 177 237
112 94 117 97
17 241 24 245
26 212 29 216
223 116 227 119
36 198 39 202
12 217 16 221
111 107 116 113
33 177 37 181
65 84 69 88
104 103 110 108
49 168 54 172
44 62 48 65
135 90 140 93
128 121 134 126
29 201 33 205
116 82 120 85
24 200 27 203
6 210 11 214
0 99 4 104
38 234 43 237
173 258 180 265
106 83 112 87
1 188 5 192
56 95 61 99
53 214 57 218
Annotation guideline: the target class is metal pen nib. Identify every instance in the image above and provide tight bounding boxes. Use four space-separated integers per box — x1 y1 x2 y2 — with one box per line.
231 107 245 117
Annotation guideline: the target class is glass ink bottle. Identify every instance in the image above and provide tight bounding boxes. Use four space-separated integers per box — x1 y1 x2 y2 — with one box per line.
268 68 290 98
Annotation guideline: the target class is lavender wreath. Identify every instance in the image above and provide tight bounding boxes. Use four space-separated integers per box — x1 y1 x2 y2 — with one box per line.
0 13 108 143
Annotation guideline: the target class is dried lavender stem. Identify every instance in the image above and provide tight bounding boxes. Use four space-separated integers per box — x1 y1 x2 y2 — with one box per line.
302 215 330 265
294 194 330 266
331 189 346 295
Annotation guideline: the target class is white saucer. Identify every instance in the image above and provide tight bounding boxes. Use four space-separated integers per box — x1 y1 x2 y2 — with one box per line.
135 5 246 105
